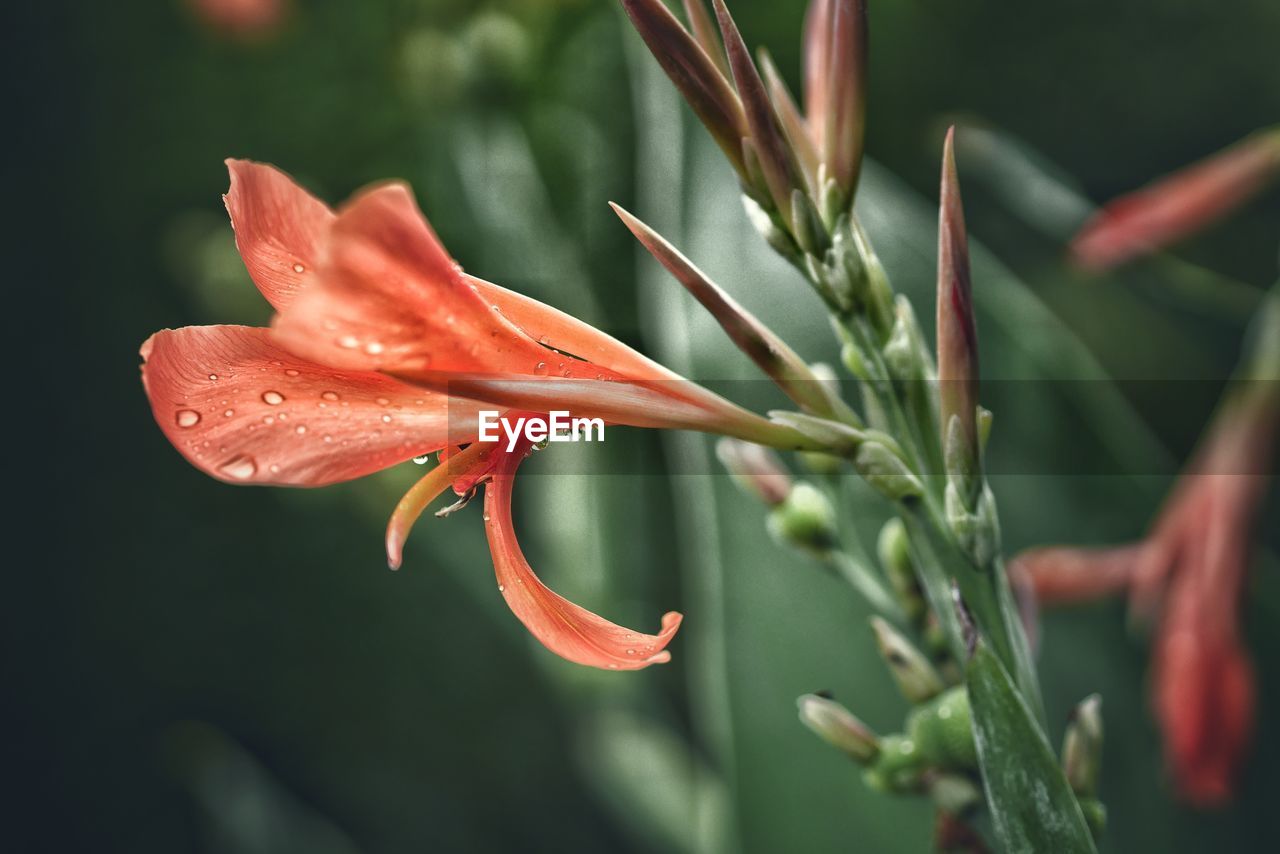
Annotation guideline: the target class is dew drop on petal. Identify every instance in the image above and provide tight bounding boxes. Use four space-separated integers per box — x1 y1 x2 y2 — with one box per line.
262 416 274 425
292 263 305 273
323 434 334 443
295 425 307 434
412 454 431 465
223 409 235 418
381 414 392 423
533 361 549 376
218 455 257 480
498 584 505 592
269 463 281 473
208 374 219 381
321 391 339 401
261 390 284 405
175 409 201 428
364 341 385 355
337 335 359 349
376 397 390 406
285 368 300 377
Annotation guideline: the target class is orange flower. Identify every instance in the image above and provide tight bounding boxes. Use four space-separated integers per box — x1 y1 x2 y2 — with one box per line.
1011 382 1277 804
141 160 808 670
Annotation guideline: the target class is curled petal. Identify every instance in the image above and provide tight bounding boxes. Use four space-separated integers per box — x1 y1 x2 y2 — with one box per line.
224 159 335 310
483 452 682 670
386 442 495 569
140 325 478 486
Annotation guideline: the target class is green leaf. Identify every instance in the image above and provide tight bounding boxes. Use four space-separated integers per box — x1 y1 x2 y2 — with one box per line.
967 641 1096 854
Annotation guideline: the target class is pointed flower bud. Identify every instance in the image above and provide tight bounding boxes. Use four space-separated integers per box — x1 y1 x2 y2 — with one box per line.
870 616 945 703
621 0 749 175
767 482 839 555
613 204 842 418
877 518 925 623
716 438 792 506
1062 694 1103 797
854 440 924 501
822 0 867 199
682 0 731 78
1072 126 1280 272
768 410 866 454
937 127 980 498
797 692 880 763
759 47 821 190
713 0 808 224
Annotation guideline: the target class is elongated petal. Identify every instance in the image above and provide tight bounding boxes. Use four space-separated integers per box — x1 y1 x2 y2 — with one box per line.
621 0 748 174
386 442 496 569
1008 545 1142 605
484 451 682 670
937 127 980 472
1072 127 1280 271
612 203 836 416
714 0 806 215
463 274 682 384
224 159 335 310
141 325 478 486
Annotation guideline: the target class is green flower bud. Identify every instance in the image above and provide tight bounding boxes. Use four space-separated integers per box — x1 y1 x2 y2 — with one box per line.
791 189 830 255
1077 797 1107 838
871 616 945 703
767 482 839 555
797 693 879 764
854 442 923 501
906 686 978 771
877 519 925 624
928 773 983 815
1062 694 1103 797
863 734 925 793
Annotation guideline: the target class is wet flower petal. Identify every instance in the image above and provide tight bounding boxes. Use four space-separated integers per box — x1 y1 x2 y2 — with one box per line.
224 159 335 310
140 325 479 486
483 451 682 670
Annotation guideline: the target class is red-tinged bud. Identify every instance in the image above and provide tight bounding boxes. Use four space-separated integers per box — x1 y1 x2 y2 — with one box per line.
937 127 980 489
716 439 793 506
1072 126 1280 272
758 48 821 189
823 0 868 198
621 0 749 175
713 0 808 222
803 0 834 146
682 0 731 78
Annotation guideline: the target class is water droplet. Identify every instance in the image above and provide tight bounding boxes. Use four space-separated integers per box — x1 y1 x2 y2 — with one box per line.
482 512 491 522
337 335 359 349
292 263 305 273
381 414 392 423
269 463 281 473
321 391 339 401
608 664 619 670
175 409 201 428
218 455 257 480
295 425 307 434
376 397 390 406
498 584 505 592
261 390 284 405
223 409 235 418
208 373 219 381
538 335 550 345
445 314 456 326
364 341 385 355
533 361 549 376
412 453 431 465
262 415 274 425
285 368 300 377
323 434 334 443
626 649 635 655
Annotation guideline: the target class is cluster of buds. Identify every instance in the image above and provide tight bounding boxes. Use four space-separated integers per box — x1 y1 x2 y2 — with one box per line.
622 0 894 327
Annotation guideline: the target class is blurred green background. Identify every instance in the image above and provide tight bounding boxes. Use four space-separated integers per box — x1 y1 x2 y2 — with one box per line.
13 0 1279 851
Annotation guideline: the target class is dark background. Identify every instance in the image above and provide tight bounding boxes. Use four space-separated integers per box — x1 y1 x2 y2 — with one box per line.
10 0 1279 851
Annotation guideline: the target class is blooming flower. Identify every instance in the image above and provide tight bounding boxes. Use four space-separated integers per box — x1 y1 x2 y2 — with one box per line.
142 160 813 670
1011 370 1278 804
